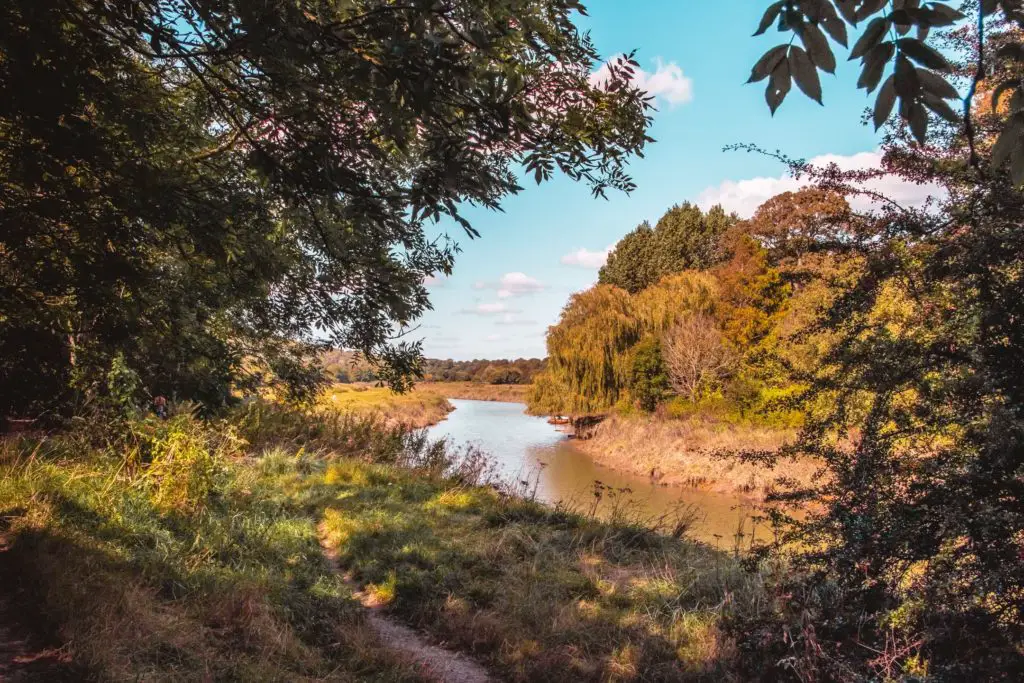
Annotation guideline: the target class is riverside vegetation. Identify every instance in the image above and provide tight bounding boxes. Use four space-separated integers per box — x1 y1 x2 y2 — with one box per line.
0 397 778 681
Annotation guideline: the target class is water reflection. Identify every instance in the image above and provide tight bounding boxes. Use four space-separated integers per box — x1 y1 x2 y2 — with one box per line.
428 399 767 547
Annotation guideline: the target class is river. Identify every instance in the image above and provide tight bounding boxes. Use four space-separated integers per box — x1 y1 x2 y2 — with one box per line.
428 399 766 547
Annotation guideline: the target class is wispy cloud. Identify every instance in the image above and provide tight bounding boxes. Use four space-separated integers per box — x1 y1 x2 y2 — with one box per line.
474 272 545 299
423 274 448 288
590 57 694 107
496 314 540 327
459 302 521 316
560 245 612 269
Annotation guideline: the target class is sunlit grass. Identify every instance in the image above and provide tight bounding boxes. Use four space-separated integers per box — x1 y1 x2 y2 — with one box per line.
0 401 779 681
321 383 453 429
319 459 769 681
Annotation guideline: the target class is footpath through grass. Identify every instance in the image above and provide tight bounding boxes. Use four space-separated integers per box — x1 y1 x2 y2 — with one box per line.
0 399 780 681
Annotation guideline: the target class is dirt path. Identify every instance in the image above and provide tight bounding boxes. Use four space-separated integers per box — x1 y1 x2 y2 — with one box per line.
318 525 492 683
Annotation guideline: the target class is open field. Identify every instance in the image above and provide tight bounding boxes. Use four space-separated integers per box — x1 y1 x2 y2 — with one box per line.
415 381 530 403
576 414 814 499
322 384 453 429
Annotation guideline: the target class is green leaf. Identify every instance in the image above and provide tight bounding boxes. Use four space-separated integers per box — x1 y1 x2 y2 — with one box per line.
926 3 967 25
800 22 836 73
836 0 859 24
850 17 890 59
766 58 792 114
991 116 1023 167
789 45 823 104
858 42 895 92
874 74 897 129
748 44 789 83
856 0 889 22
897 37 951 71
1011 144 1024 185
754 1 785 36
907 101 928 143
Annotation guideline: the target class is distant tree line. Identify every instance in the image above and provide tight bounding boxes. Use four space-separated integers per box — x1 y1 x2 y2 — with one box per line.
323 350 544 385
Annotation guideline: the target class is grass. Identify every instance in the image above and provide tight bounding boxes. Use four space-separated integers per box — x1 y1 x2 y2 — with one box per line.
318 467 773 681
0 401 780 681
321 384 453 428
576 414 815 498
415 381 530 403
0 423 422 681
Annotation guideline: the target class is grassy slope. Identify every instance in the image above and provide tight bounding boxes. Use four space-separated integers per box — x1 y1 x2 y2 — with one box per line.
572 415 813 499
319 463 767 682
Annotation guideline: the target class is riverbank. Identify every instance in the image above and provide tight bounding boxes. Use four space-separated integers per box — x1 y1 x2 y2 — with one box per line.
575 414 815 499
416 381 529 403
323 383 453 429
0 401 778 680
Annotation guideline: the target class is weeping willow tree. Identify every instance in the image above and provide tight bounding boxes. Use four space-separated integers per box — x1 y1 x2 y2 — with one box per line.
633 271 718 334
529 285 640 416
530 274 722 416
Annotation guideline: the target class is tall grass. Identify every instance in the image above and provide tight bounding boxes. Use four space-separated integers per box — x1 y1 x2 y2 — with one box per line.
0 414 424 681
1 400 786 681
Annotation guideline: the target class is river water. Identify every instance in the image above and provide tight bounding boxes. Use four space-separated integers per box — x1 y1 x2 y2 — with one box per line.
428 399 765 547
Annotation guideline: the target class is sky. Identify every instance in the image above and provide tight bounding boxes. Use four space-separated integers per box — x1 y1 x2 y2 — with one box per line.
413 1 936 361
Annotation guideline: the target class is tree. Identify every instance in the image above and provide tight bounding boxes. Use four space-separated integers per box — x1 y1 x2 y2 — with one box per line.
743 187 852 270
650 203 733 275
533 285 641 415
597 222 659 294
747 1 1024 183
734 30 1024 675
662 314 735 401
629 336 669 412
0 0 651 419
599 203 733 293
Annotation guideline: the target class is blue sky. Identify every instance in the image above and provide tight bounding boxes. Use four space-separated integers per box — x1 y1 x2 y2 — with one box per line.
413 1 927 361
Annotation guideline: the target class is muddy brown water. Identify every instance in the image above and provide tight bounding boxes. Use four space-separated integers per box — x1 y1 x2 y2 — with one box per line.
428 399 770 548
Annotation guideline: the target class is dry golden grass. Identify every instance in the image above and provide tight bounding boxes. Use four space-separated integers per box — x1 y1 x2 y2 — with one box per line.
322 383 453 428
577 414 818 498
415 381 529 403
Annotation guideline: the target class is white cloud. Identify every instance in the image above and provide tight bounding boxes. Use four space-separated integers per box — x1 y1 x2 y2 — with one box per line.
423 274 447 288
560 245 612 269
695 150 942 218
495 313 540 327
475 272 545 298
590 57 693 107
485 334 502 342
460 302 520 316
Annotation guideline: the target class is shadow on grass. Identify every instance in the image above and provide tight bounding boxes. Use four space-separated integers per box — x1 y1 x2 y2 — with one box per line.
0 485 421 681
322 469 745 682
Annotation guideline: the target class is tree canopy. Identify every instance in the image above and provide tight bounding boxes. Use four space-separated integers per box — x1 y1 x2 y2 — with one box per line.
0 0 651 419
598 203 733 293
